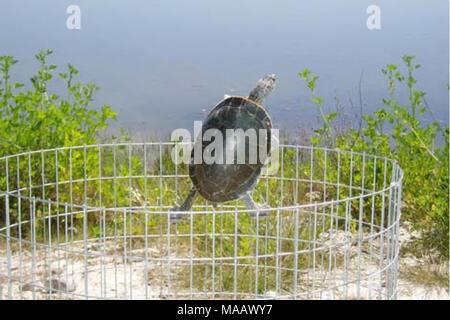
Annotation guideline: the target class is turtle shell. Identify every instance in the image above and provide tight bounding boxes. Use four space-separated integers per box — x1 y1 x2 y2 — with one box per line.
189 96 272 203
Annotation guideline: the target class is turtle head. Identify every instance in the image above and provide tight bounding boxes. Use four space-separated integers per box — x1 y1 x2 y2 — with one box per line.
248 74 276 105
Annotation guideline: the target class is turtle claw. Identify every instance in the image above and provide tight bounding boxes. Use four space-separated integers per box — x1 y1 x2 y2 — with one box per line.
250 204 271 219
241 192 270 219
168 188 198 223
168 207 185 223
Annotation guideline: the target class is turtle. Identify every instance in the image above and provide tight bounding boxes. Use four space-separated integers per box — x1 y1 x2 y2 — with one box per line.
170 74 276 221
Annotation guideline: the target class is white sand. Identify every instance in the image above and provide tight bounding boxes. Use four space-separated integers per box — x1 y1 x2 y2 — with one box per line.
0 225 448 300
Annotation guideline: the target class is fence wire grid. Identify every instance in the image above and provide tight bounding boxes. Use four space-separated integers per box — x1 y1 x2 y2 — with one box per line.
0 143 403 300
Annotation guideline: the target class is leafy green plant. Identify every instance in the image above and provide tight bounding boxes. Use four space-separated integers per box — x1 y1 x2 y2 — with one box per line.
299 55 449 260
0 50 119 228
299 69 336 145
0 50 117 156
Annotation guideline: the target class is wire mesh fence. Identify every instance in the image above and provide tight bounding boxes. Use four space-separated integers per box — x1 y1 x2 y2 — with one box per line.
0 143 403 299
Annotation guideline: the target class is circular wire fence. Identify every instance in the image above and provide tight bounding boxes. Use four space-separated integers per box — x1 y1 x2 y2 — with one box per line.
0 143 402 300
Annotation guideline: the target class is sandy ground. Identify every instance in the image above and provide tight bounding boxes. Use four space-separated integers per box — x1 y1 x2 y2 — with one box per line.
395 225 449 300
0 226 448 300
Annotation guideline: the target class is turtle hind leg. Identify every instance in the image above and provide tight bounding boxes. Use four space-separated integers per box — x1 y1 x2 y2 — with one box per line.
169 187 198 223
240 192 270 218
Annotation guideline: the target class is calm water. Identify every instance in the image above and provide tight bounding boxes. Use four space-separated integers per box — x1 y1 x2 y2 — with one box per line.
0 0 448 137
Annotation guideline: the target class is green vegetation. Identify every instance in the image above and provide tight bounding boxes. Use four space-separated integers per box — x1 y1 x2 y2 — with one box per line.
0 50 118 156
0 50 123 231
0 51 448 296
299 55 449 260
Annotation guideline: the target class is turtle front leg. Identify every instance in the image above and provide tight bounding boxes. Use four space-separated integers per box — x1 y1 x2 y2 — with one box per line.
169 187 198 223
240 192 270 218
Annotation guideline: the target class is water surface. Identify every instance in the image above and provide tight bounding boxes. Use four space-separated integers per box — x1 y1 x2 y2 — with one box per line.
0 0 448 137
